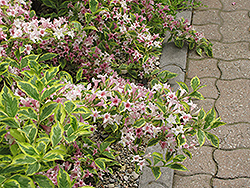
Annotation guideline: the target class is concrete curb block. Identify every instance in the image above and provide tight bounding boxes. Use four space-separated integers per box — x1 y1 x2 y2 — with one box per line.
139 10 192 188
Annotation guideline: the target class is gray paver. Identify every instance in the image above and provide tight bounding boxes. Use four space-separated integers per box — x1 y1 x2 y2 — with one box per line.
212 41 250 60
218 60 250 79
187 59 220 78
213 178 250 187
160 42 188 70
216 79 250 124
221 0 250 11
214 149 250 178
220 11 250 42
193 10 221 25
173 174 212 188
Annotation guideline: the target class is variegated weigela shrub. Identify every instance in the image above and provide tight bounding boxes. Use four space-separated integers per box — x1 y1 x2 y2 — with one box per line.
0 0 225 187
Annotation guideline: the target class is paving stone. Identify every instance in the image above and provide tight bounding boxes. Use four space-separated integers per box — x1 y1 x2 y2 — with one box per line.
210 124 250 149
195 0 222 9
214 149 250 178
193 24 222 41
220 11 250 42
193 10 221 25
212 41 250 60
173 174 212 188
160 42 188 70
187 59 220 78
213 178 250 188
216 80 250 124
218 60 250 79
175 146 216 175
221 0 250 11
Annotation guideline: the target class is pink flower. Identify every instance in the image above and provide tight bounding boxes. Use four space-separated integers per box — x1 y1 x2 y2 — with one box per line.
232 2 236 5
111 95 121 106
102 113 111 124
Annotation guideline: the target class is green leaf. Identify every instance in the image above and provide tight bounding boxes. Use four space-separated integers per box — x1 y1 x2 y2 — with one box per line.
152 152 164 166
177 82 189 93
95 158 106 171
210 121 226 129
10 129 26 142
204 108 216 129
196 47 202 56
42 0 57 9
10 174 35 188
204 131 219 148
0 62 9 75
54 103 66 124
133 118 146 128
0 175 6 184
0 85 19 117
102 151 115 160
191 76 200 91
12 154 37 165
64 101 76 114
3 179 20 188
0 165 27 175
165 151 173 162
205 46 213 57
155 101 166 113
189 91 204 100
20 124 38 144
50 122 64 147
0 155 12 163
29 10 36 19
166 163 188 171
99 142 111 153
38 53 58 62
41 84 64 101
18 107 38 121
177 134 186 146
33 175 55 188
174 38 184 48
173 154 186 162
147 137 160 147
16 141 39 156
150 166 161 180
157 70 178 83
36 141 47 155
39 102 58 122
17 81 40 101
197 129 205 146
189 42 195 50
76 68 83 82
45 66 59 82
1 117 20 128
89 0 98 13
43 150 65 162
83 26 98 31
198 108 206 120
57 167 71 188
182 148 192 159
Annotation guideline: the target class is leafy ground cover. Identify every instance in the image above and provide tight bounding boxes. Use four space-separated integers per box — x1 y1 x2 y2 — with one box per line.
0 0 224 187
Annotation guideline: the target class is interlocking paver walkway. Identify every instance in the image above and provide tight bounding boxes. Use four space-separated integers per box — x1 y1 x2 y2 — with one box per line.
173 0 250 187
